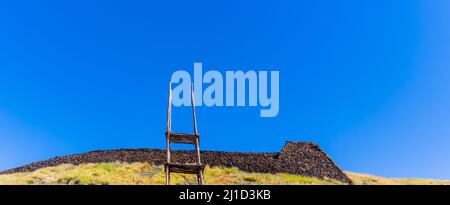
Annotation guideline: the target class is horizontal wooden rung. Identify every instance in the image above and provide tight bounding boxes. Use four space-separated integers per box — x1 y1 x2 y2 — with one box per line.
167 132 199 144
165 163 205 174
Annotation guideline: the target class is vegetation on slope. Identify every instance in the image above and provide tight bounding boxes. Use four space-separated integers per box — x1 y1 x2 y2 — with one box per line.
0 162 342 185
345 172 450 185
0 162 448 185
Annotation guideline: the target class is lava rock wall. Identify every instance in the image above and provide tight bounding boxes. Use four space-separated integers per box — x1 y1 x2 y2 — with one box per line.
0 141 352 184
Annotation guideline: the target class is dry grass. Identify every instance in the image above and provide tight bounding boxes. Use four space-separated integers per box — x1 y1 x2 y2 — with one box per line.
0 162 341 185
1 162 448 185
346 172 450 185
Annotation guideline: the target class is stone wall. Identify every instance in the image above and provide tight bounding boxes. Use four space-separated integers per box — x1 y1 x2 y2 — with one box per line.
0 141 351 184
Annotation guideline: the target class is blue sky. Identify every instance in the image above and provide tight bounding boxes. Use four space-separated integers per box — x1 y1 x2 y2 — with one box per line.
1 0 450 179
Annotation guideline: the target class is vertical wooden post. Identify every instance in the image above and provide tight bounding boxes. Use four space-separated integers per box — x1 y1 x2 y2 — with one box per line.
165 82 172 185
190 83 198 135
165 164 170 185
166 82 172 164
191 83 203 185
198 173 204 185
166 82 172 135
191 84 201 163
198 167 204 185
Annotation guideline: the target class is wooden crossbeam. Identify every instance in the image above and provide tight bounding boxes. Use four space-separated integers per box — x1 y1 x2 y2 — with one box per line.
167 132 199 145
165 163 205 174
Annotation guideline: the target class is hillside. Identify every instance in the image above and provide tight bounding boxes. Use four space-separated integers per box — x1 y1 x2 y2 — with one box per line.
0 162 448 185
345 172 450 185
0 142 352 183
1 142 448 185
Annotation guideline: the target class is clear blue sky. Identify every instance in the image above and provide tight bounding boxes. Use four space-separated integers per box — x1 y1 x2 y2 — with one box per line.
1 0 450 179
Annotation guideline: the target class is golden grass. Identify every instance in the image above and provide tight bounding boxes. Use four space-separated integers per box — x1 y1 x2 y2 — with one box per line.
0 162 448 185
0 162 342 185
345 172 450 185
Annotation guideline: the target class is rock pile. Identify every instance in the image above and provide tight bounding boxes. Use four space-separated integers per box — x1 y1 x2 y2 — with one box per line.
0 141 352 184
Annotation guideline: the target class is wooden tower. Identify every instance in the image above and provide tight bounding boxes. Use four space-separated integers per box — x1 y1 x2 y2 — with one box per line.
165 82 205 185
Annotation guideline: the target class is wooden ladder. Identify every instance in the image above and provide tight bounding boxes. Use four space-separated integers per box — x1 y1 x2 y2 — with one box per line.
165 82 205 185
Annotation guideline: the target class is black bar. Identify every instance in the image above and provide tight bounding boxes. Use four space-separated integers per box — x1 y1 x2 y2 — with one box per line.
0 185 448 204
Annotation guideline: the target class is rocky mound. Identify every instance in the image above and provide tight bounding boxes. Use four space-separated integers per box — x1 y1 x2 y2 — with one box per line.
0 141 352 184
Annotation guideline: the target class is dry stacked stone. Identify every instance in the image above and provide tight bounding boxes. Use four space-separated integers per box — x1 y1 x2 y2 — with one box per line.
0 141 352 184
